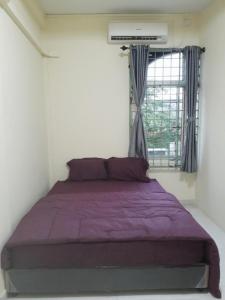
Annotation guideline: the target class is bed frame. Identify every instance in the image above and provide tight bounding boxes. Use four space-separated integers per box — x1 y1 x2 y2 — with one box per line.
4 264 209 296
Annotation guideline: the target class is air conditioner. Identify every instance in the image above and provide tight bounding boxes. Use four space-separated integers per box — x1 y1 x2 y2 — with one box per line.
108 22 168 44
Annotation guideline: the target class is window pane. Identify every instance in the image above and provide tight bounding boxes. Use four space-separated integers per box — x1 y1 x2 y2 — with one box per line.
131 49 199 168
143 51 184 168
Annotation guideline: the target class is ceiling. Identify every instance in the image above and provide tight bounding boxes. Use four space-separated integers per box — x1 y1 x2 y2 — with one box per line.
36 0 212 15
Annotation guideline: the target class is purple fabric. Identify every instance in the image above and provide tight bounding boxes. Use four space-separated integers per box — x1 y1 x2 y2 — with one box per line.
107 157 150 182
48 179 163 195
1 180 221 298
5 240 205 269
67 158 107 181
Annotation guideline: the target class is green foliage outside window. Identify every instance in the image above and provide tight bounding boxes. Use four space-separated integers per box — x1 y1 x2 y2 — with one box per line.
143 87 180 152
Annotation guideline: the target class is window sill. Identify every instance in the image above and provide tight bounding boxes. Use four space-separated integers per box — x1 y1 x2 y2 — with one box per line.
149 167 181 173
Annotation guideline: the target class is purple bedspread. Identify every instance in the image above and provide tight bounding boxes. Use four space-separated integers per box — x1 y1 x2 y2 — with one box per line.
1 180 221 298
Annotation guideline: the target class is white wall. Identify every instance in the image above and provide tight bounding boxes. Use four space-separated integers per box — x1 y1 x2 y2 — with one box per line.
43 14 199 202
0 0 49 293
197 0 225 231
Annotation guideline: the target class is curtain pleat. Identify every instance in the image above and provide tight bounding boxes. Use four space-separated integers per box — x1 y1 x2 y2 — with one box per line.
128 45 149 159
181 46 201 173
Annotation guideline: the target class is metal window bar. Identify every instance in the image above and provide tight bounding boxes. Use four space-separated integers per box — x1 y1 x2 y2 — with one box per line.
130 48 200 168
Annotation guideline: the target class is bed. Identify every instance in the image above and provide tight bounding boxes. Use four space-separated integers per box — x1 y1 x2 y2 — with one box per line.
1 158 221 298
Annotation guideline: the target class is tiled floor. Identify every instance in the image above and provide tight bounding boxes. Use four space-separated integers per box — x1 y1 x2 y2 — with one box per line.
2 206 225 300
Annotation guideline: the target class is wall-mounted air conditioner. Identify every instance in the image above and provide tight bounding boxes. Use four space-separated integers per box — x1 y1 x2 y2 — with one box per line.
108 22 168 44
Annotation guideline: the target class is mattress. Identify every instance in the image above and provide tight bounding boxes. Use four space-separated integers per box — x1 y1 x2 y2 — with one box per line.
1 179 221 298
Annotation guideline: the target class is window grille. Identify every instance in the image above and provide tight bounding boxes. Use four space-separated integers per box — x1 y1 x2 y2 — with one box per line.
130 48 199 168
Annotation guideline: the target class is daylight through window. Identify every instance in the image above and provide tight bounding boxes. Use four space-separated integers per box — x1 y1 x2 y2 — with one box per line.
130 49 199 168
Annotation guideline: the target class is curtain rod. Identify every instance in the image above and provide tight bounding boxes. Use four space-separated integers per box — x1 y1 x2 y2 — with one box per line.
120 45 206 53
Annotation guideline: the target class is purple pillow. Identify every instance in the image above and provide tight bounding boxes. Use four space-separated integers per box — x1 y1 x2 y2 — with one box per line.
67 158 107 181
106 157 150 182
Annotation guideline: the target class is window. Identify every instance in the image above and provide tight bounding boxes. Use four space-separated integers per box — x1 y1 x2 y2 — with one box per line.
130 49 199 168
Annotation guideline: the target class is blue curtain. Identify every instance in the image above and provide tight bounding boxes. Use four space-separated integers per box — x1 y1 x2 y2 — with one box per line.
128 45 149 159
181 46 201 173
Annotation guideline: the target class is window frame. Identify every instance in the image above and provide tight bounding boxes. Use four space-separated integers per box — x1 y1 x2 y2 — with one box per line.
129 48 199 169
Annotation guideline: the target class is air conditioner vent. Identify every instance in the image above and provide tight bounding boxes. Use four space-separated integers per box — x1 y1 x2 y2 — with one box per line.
108 23 168 44
111 36 160 41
